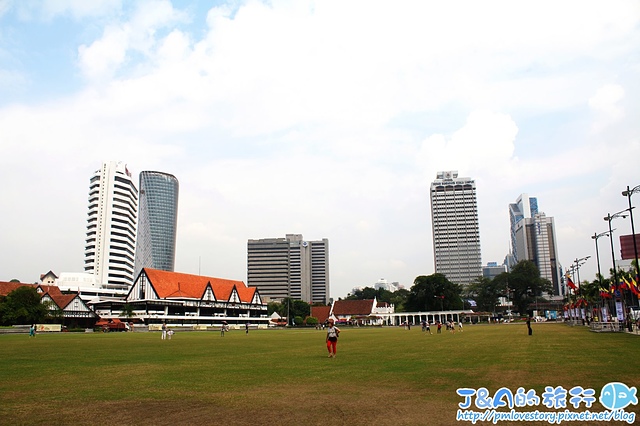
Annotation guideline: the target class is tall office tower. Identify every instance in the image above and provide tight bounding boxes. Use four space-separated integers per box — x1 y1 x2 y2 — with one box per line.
508 193 539 264
430 171 482 286
513 212 562 296
84 161 138 288
133 171 179 278
247 234 330 304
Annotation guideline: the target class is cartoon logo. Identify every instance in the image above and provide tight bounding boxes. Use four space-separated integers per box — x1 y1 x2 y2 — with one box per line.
599 382 638 411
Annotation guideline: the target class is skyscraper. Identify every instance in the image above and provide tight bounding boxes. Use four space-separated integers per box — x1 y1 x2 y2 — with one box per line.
134 171 179 278
508 193 538 263
430 171 482 286
84 161 138 288
247 234 330 304
510 194 561 296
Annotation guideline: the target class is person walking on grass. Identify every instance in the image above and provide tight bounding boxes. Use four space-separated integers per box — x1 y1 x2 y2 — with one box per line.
161 322 167 340
29 324 36 338
326 318 341 358
425 321 432 335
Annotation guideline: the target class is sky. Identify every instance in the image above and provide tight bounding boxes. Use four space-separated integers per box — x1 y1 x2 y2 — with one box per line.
0 0 639 299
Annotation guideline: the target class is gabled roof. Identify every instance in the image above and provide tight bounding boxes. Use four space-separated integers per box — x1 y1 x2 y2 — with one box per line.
311 305 331 323
142 269 258 304
0 282 82 310
331 299 375 316
0 281 33 296
40 270 58 281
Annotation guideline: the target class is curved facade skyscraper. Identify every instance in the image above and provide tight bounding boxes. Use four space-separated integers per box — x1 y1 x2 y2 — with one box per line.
84 161 138 288
134 171 179 278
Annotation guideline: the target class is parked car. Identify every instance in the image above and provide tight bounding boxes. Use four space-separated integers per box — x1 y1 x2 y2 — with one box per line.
95 318 128 332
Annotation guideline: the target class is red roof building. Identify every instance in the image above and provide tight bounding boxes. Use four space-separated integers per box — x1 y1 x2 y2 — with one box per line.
310 305 331 324
0 281 96 325
93 268 268 326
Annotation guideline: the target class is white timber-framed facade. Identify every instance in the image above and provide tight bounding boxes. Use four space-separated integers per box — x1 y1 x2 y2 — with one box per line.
91 268 268 326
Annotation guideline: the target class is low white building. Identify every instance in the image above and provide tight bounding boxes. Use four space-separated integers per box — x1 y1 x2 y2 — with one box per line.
54 272 129 303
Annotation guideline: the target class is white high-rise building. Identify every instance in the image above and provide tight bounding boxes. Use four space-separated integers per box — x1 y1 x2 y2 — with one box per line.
430 171 482 286
84 161 138 288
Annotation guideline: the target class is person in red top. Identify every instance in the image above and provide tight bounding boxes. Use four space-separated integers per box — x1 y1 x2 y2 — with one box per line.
325 319 341 358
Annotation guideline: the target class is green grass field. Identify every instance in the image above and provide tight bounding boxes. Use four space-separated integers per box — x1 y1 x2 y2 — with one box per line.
1 324 638 426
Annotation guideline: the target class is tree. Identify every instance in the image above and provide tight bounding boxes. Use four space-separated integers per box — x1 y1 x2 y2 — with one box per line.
390 289 409 312
405 274 463 312
465 276 505 312
119 303 136 321
267 301 286 317
347 286 409 312
507 261 553 316
0 286 48 325
268 299 310 324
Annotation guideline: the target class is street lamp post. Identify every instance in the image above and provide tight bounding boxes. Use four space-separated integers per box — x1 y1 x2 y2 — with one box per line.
569 257 589 325
622 185 640 280
573 256 590 291
592 231 612 290
604 208 630 329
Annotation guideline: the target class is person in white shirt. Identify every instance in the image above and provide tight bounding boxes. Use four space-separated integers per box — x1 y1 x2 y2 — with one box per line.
325 319 341 358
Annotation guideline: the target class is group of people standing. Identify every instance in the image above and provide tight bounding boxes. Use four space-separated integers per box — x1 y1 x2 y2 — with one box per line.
160 322 174 340
420 319 463 334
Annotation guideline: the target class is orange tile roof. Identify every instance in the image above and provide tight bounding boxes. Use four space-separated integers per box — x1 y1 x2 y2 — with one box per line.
235 285 257 303
332 299 375 316
143 269 257 303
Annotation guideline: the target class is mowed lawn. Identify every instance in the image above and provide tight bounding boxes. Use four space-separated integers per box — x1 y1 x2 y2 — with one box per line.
1 324 638 426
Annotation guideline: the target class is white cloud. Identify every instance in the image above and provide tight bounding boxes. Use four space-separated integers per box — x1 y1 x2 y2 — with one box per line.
0 0 639 296
77 0 187 80
588 84 625 132
417 110 519 180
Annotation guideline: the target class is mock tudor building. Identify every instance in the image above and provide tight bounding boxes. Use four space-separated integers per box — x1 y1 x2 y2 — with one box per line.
0 282 96 327
92 268 268 326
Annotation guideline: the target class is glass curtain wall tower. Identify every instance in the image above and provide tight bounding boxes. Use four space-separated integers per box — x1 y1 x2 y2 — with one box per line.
134 171 179 278
430 171 482 286
84 161 138 288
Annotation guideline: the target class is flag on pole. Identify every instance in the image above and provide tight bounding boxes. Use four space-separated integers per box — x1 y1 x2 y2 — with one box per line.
629 276 640 296
619 277 629 290
567 276 577 290
599 287 612 299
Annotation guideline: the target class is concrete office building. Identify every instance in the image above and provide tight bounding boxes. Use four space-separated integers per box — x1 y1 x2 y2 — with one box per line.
84 161 138 288
509 193 539 264
430 171 482 286
134 171 179 278
509 194 561 296
514 212 562 296
483 262 507 280
247 234 329 304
